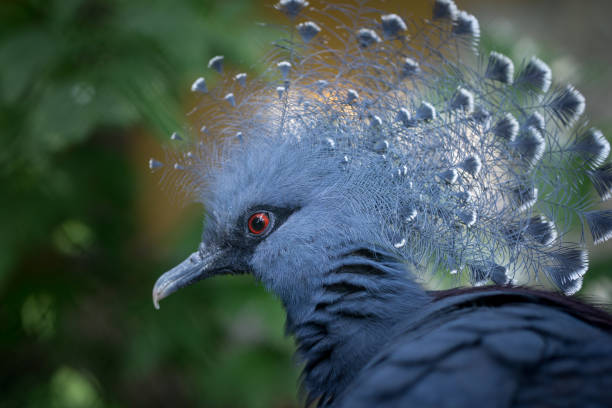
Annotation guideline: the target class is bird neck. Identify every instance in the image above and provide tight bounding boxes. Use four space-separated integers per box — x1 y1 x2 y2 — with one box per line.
283 259 430 405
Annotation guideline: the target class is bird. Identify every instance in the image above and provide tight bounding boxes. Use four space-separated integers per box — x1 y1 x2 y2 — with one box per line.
150 0 612 406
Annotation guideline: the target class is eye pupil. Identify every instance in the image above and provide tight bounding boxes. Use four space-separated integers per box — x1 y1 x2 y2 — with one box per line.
248 212 270 235
251 216 265 230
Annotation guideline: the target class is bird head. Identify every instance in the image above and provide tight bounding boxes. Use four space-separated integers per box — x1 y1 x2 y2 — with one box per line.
152 129 399 310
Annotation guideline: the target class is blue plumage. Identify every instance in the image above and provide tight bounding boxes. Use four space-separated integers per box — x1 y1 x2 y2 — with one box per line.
151 0 612 406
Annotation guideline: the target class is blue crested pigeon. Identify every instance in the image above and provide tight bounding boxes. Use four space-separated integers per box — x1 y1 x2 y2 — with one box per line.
151 1 612 406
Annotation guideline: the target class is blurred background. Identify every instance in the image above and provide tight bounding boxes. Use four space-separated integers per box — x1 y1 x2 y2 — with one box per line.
1 0 611 407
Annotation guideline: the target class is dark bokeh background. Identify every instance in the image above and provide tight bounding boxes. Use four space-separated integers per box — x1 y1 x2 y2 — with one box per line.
1 1 611 407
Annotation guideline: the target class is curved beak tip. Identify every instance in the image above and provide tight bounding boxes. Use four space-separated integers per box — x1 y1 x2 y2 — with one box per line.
152 275 173 310
152 278 167 310
152 292 161 310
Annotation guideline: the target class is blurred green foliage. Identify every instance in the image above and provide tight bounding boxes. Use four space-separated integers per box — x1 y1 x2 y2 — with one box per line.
0 0 299 407
1 0 611 407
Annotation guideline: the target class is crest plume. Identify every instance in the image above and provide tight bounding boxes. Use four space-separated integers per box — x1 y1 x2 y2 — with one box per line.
151 0 611 295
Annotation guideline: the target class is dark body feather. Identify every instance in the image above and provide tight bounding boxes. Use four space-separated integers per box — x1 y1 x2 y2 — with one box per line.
279 249 612 407
332 286 612 407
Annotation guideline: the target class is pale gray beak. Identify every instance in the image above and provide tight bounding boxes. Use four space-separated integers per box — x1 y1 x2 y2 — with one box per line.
152 245 227 309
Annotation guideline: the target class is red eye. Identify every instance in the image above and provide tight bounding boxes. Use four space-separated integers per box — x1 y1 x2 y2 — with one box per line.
248 212 270 235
